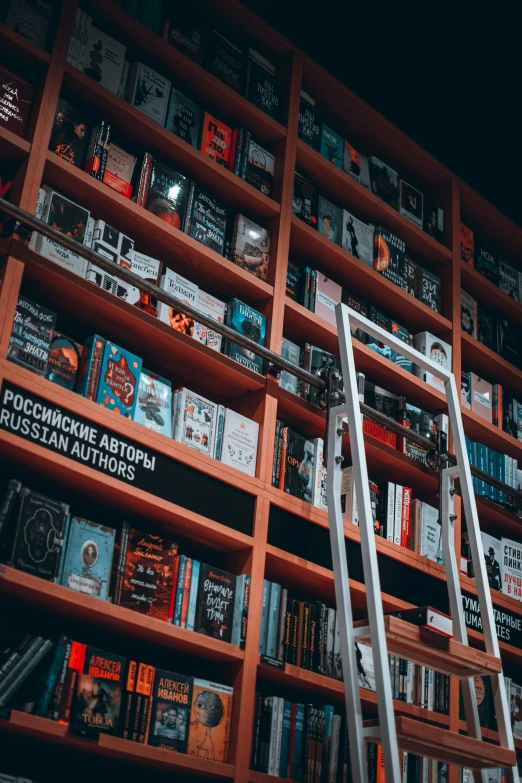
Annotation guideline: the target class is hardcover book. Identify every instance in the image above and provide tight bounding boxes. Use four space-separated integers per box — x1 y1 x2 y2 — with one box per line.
373 226 405 287
173 388 218 458
157 268 198 336
418 268 442 313
317 195 341 245
194 290 226 352
8 295 55 377
146 161 189 230
461 371 471 409
165 87 202 148
219 408 259 477
461 290 477 338
280 338 300 394
343 141 371 188
184 183 227 255
475 241 499 285
187 679 233 762
59 517 116 600
399 180 423 228
199 112 233 167
195 564 237 642
470 373 493 423
341 210 374 265
477 309 496 352
413 332 452 392
205 31 243 92
119 528 178 620
35 186 91 277
76 335 105 400
49 97 90 168
423 202 444 243
314 273 342 327
282 429 315 504
102 142 136 199
0 66 33 138
320 124 343 168
92 221 134 268
229 214 270 281
94 341 142 418
162 18 202 63
69 645 125 737
85 262 128 301
364 381 400 421
298 94 322 151
134 370 172 437
286 261 305 303
82 26 126 95
224 299 266 375
499 260 520 301
369 156 399 208
460 223 474 266
402 256 418 297
9 487 69 581
500 537 522 600
244 49 282 121
292 172 318 228
125 62 170 125
243 139 275 197
148 669 193 752
5 0 52 48
480 532 502 592
46 332 82 390
118 250 161 317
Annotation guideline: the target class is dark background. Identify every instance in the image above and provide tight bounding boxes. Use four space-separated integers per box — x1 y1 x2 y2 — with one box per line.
244 2 520 228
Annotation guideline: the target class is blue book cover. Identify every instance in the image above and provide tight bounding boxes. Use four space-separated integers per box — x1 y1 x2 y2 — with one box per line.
488 448 498 502
320 124 343 169
94 340 143 418
134 369 172 437
323 704 334 769
36 635 69 717
258 579 271 654
476 442 488 496
59 517 116 600
291 703 305 781
231 574 246 647
498 454 506 505
173 554 188 626
465 436 478 493
266 581 281 658
279 700 292 778
186 559 200 631
225 299 267 375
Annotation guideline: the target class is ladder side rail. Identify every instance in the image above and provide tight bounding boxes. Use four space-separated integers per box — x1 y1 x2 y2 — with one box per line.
326 404 368 783
336 303 402 783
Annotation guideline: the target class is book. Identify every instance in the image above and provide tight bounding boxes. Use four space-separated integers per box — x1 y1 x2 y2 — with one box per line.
402 255 418 297
5 0 52 48
34 187 91 277
148 668 193 752
280 338 300 394
369 156 399 208
157 268 198 335
76 335 105 399
101 142 136 199
229 214 270 281
146 161 189 230
499 260 520 301
194 290 225 352
500 537 522 601
162 18 202 63
460 290 477 338
419 503 441 563
477 309 496 352
470 374 493 423
205 31 243 93
475 241 499 285
258 580 271 655
313 273 341 327
0 66 33 138
306 346 342 409
224 299 266 375
231 574 250 647
413 332 452 392
266 582 281 658
373 226 405 287
244 49 282 121
399 180 423 228
184 183 227 255
341 210 374 265
59 517 116 600
424 202 444 243
292 172 318 228
69 645 125 737
282 429 315 504
91 220 134 268
118 249 162 317
48 97 90 168
298 94 322 151
82 26 126 94
165 87 202 148
388 607 453 638
121 0 162 33
317 195 341 245
199 111 233 167
497 316 519 367
173 387 217 457
187 678 233 762
480 532 502 592
134 370 172 437
343 140 371 188
320 124 343 168
119 528 178 620
7 295 55 377
86 261 128 301
243 138 275 197
94 340 142 418
389 321 414 373
195 564 236 642
460 223 474 266
125 62 170 125
417 268 442 314
219 408 259 477
8 487 69 581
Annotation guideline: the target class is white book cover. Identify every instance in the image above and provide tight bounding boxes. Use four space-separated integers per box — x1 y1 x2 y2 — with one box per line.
119 250 161 308
510 681 522 739
194 289 225 353
341 209 374 265
383 482 395 543
326 608 336 678
280 337 300 394
86 262 128 300
341 466 358 525
355 642 375 690
157 268 198 329
393 484 403 546
173 388 217 458
125 61 171 125
413 332 452 391
314 273 342 327
500 537 522 601
312 437 325 509
420 503 441 562
219 408 259 477
82 26 126 95
480 532 502 593
35 235 89 277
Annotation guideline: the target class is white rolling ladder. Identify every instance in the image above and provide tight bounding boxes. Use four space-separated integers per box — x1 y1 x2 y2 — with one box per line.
326 303 519 783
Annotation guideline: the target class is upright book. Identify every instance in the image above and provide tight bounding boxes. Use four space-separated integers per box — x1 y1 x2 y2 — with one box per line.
118 528 178 620
219 408 259 477
298 94 322 151
195 564 237 643
125 62 170 125
187 679 233 762
146 161 189 230
165 87 203 148
224 299 266 375
199 112 233 167
59 517 116 601
184 184 227 255
243 48 282 121
229 214 270 281
69 644 125 738
173 388 218 458
148 669 193 752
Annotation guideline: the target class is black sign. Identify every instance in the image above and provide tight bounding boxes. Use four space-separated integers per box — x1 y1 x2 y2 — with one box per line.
462 591 522 649
260 655 285 671
0 382 254 535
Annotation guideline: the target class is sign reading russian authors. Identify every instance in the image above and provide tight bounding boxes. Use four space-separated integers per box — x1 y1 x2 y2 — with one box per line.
462 590 522 648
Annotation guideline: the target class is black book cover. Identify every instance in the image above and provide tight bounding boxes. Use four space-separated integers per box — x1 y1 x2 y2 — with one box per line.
163 19 202 63
146 161 189 230
298 97 322 151
69 645 125 737
9 487 69 581
341 290 368 342
148 668 193 752
307 346 343 409
424 201 444 243
417 267 442 313
49 97 90 169
8 295 56 377
308 602 318 673
373 226 405 287
243 138 275 197
497 316 520 367
286 261 305 303
364 380 400 420
475 241 499 286
244 58 282 121
184 183 227 255
205 31 243 93
283 429 315 503
195 564 236 643
165 87 203 148
402 256 418 297
293 172 318 228
224 299 266 375
477 309 497 352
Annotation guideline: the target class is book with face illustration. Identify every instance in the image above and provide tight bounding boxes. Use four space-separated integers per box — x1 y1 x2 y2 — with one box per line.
172 388 218 458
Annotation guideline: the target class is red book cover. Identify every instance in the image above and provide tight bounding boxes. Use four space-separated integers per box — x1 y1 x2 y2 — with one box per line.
119 529 178 621
199 112 232 167
69 644 125 738
362 417 397 449
401 487 412 548
58 640 85 724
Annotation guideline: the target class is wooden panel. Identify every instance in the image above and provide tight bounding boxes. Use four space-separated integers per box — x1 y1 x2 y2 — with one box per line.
0 127 31 160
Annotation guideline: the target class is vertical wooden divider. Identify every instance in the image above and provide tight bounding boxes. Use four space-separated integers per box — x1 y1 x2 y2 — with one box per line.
0 257 24 358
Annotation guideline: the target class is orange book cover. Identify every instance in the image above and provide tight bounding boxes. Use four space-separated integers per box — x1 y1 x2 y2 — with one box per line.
187 678 234 763
376 744 386 783
199 112 232 167
180 558 193 628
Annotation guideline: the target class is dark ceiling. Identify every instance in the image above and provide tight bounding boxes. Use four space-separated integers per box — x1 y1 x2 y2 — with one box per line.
243 1 520 229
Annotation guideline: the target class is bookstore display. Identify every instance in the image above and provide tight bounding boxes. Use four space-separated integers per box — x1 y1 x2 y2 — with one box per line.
1 0 522 782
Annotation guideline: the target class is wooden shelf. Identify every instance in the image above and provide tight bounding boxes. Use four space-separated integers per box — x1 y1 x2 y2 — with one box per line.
62 65 280 221
42 153 274 306
0 711 235 779
461 180 522 263
0 565 243 664
354 615 501 677
462 333 522 392
0 22 50 70
0 126 31 161
295 140 453 267
461 261 522 328
458 721 522 753
85 0 287 144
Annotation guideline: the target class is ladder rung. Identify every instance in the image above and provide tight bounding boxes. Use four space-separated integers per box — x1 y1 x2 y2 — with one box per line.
354 617 502 678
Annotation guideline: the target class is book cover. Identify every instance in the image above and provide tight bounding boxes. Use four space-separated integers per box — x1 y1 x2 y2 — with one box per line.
343 141 371 188
146 161 189 230
499 260 520 301
102 142 136 199
298 95 322 151
477 309 496 351
59 517 115 600
460 223 474 266
418 268 442 313
413 332 452 392
480 532 502 592
341 290 368 341
134 370 172 437
320 124 343 168
82 26 126 95
165 86 202 148
92 220 134 268
220 408 259 477
8 295 55 377
205 31 243 93
373 226 405 287
369 156 399 208
119 528 178 620
9 487 69 581
283 429 315 503
497 316 519 367
5 0 52 48
187 678 233 762
317 195 341 245
48 97 89 168
402 255 418 297
500 537 522 600
195 564 236 642
399 180 423 228
125 61 170 125
0 66 33 138
82 120 110 181
118 249 161 317
36 186 91 273
157 268 198 336
225 299 266 375
194 289 225 352
94 340 142 418
280 337 300 394
163 18 202 63
69 645 125 737
148 668 193 752
356 642 375 690
420 503 441 562
475 241 499 285
229 214 270 281
244 52 282 121
423 202 444 243
398 402 435 466
266 582 281 658
76 334 105 399
461 290 477 338
389 322 414 373
173 388 217 457
365 306 391 357
86 261 128 301
293 172 318 229
341 210 374 265
243 138 275 197
199 111 233 167
470 373 493 423
184 183 227 255
314 273 342 326
122 0 162 34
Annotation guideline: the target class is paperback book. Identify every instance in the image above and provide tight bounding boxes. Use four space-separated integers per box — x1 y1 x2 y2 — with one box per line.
298 94 322 151
46 332 82 390
423 202 444 243
343 141 371 188
81 26 126 95
165 87 202 148
49 98 90 168
369 156 398 208
341 210 374 265
94 341 142 418
187 679 233 762
219 409 259 476
0 66 33 138
500 537 522 601
148 669 193 752
418 268 442 314
243 139 275 197
399 180 423 228
204 31 243 93
281 429 315 504
184 184 227 255
320 124 343 168
243 49 282 121
162 18 202 63
199 112 232 167
125 62 170 125
118 250 162 317
134 370 172 437
173 388 217 458
317 195 341 245
146 161 189 230
8 295 55 377
475 241 499 285
157 268 198 336
460 223 474 266
373 226 405 287
59 517 116 600
102 142 136 199
279 338 300 394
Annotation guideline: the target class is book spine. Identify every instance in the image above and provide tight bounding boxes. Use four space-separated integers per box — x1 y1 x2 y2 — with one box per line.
0 637 45 701
241 130 251 179
300 602 310 671
180 557 192 628
168 555 181 623
295 602 305 669
393 484 403 546
251 692 263 769
267 696 278 776
235 126 246 178
273 696 284 778
278 427 288 491
290 599 299 666
57 641 85 723
401 487 412 548
291 703 305 781
86 337 104 400
231 574 246 647
138 664 155 743
183 182 196 234
272 419 282 486
36 636 68 717
0 479 21 552
258 580 271 655
115 521 130 606
266 582 281 658
276 587 288 661
186 559 200 631
0 635 34 685
240 574 250 650
213 404 226 461
121 660 137 739
0 640 52 708
173 389 186 443
49 639 71 720
135 151 153 208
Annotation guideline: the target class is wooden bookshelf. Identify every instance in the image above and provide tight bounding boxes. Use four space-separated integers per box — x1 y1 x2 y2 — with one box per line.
1 1 522 782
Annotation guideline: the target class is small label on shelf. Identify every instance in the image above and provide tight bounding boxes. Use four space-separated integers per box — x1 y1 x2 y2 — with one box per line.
260 655 285 670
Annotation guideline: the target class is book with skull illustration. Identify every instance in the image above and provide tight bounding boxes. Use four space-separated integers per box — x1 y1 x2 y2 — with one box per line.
125 61 170 125
172 388 218 458
59 516 116 600
8 487 70 581
134 369 172 437
194 564 237 642
187 678 234 762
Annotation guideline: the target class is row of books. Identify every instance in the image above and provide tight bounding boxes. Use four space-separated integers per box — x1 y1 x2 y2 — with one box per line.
464 435 519 509
0 480 250 646
461 288 521 370
0 631 233 761
67 6 283 122
465 530 522 603
298 91 445 243
461 222 522 302
1 0 53 49
7 297 261 476
293 173 443 314
272 423 326 508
